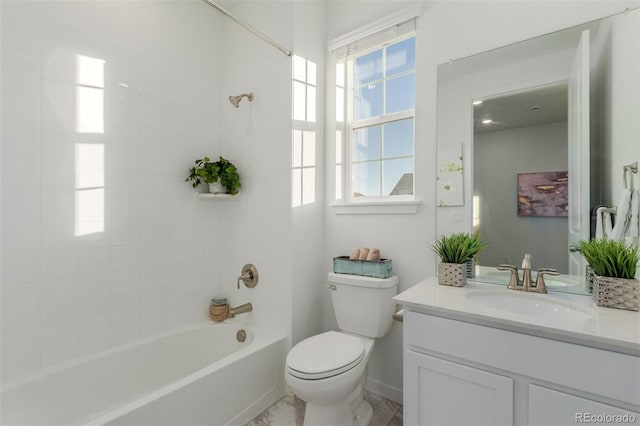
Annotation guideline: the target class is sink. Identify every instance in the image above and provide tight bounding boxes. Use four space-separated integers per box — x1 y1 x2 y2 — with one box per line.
465 290 595 321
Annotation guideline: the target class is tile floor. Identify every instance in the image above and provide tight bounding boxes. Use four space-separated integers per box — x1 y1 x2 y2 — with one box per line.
246 390 402 426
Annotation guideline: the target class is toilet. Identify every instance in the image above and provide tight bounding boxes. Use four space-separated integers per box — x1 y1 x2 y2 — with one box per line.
285 272 399 426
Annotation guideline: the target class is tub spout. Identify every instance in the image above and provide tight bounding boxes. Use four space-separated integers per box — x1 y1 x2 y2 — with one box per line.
230 303 253 318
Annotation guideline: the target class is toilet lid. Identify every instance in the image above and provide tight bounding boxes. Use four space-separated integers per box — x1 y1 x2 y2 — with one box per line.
286 331 364 380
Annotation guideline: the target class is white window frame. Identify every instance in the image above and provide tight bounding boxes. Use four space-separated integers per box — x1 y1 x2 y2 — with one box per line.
341 34 416 204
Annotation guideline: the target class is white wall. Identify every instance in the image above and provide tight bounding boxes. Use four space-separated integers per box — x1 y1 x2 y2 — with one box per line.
475 122 569 271
324 0 638 403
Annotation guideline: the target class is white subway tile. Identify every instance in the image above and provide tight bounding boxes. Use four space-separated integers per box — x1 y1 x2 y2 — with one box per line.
77 273 110 302
109 316 139 347
1 313 39 349
1 283 39 317
1 221 41 252
1 158 41 191
110 269 139 297
0 122 40 161
41 249 78 280
40 277 78 310
1 343 40 383
77 247 111 275
1 191 40 223
41 332 78 369
78 324 110 356
110 293 138 321
110 245 138 271
110 221 140 247
78 300 109 331
40 306 78 338
0 250 41 287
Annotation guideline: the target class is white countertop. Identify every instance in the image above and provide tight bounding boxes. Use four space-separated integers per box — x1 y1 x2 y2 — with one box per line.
394 277 640 356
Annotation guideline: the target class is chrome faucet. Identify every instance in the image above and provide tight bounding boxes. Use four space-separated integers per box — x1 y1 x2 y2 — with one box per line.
497 254 559 294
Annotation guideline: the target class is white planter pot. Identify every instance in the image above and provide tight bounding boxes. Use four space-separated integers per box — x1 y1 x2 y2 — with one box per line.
208 182 227 194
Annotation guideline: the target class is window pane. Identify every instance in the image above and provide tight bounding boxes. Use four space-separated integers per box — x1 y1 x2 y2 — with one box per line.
386 37 415 77
307 60 316 85
383 119 413 158
355 49 382 85
77 86 104 133
293 81 306 120
354 82 382 120
335 165 342 199
292 169 302 207
307 86 316 122
336 62 345 87
335 130 342 164
292 130 302 167
385 73 415 114
383 158 413 196
293 55 306 81
336 87 344 122
302 168 315 205
353 125 381 162
303 131 315 167
77 55 105 88
353 161 381 197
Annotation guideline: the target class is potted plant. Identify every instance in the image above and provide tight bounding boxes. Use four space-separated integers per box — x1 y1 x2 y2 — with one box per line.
430 233 487 287
186 156 241 195
575 239 639 311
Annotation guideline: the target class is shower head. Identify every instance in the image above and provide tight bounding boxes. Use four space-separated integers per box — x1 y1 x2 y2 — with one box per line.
229 92 254 108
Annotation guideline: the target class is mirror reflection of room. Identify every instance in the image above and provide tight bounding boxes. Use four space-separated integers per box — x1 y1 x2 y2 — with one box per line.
436 9 640 295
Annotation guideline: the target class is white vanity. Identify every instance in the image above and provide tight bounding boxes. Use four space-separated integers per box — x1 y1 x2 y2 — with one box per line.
394 278 640 426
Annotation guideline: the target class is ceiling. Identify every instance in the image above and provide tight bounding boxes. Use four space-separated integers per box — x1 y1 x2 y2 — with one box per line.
473 84 568 134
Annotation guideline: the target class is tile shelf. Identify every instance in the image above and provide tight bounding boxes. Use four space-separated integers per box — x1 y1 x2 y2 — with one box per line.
197 193 236 199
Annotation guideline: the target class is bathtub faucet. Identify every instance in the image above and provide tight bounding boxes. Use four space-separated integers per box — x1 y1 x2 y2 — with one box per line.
210 300 253 322
229 302 253 318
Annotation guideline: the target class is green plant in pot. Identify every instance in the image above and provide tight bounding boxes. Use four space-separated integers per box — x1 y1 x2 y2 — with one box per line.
186 156 241 195
575 239 639 311
430 233 487 287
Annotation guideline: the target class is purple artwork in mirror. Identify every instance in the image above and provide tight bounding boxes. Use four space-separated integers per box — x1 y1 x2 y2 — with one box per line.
517 171 568 217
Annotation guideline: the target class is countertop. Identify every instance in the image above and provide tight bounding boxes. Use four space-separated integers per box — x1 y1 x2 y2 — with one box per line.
393 277 640 356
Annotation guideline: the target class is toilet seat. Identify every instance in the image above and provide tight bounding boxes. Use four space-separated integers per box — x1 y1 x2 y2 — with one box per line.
286 331 364 380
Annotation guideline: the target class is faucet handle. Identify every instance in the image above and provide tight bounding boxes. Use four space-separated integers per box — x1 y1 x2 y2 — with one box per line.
497 264 520 290
532 268 559 294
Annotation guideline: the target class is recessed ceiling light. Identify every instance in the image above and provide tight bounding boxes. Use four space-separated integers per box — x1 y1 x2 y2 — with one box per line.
473 100 483 106
482 119 493 124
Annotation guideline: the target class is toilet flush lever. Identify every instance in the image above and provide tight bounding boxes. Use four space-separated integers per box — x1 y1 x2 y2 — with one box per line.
327 283 337 291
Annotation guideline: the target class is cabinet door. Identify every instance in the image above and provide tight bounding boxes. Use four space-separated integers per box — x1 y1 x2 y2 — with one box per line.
405 350 514 426
529 384 640 426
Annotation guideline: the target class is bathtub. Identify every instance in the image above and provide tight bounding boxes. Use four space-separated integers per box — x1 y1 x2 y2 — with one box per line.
1 322 287 426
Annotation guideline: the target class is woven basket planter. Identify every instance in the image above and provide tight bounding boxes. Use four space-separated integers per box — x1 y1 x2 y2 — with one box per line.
438 262 467 287
594 276 639 311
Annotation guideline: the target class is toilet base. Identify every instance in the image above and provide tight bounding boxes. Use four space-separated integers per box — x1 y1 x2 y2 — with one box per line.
302 385 372 426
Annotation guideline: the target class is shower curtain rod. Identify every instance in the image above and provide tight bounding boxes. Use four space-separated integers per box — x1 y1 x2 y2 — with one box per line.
201 0 292 57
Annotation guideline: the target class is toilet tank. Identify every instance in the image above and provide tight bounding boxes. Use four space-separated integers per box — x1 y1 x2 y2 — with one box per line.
328 272 399 338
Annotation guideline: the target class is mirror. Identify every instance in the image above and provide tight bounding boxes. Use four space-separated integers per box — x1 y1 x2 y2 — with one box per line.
436 9 640 295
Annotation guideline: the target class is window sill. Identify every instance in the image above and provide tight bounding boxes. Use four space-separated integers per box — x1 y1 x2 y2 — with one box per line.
329 200 421 215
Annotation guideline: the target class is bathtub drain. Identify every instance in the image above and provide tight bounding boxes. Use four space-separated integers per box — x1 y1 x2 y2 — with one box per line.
236 329 247 342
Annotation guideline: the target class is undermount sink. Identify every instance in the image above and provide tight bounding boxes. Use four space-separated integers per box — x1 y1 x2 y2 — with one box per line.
465 290 596 321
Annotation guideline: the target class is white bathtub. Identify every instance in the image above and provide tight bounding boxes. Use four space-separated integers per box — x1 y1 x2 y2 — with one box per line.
1 322 287 426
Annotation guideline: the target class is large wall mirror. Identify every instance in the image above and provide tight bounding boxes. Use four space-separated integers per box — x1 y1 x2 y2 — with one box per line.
436 9 640 295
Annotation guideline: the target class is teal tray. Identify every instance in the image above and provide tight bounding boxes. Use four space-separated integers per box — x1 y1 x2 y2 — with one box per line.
332 256 393 279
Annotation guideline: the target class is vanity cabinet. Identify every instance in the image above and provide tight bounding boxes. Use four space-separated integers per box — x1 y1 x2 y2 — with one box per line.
403 310 640 426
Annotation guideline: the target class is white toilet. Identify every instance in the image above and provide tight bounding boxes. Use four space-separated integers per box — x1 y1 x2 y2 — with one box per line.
285 272 398 426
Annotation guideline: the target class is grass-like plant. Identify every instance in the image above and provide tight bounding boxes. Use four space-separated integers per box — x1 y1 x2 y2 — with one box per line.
430 233 487 264
575 239 639 279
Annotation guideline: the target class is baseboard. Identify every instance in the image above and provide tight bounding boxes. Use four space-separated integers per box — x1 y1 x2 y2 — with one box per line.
364 377 403 405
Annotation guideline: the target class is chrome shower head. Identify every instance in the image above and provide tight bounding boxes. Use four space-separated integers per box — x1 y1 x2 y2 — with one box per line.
229 92 254 108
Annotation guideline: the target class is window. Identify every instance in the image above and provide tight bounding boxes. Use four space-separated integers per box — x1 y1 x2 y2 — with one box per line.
339 36 416 201
292 55 317 207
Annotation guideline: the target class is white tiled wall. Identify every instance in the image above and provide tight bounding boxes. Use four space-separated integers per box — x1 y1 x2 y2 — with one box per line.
1 0 227 382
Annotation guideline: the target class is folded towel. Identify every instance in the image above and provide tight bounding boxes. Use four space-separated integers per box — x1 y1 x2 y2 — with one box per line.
366 248 380 261
596 207 613 239
358 247 370 260
611 189 632 241
349 248 360 260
